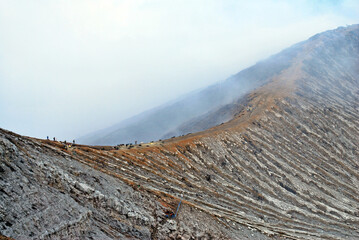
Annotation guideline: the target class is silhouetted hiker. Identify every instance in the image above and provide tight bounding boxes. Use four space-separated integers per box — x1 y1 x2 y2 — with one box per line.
73 140 75 144
53 137 56 141
47 136 49 140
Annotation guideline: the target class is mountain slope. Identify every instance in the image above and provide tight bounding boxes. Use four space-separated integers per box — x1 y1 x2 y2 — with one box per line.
78 40 304 146
1 25 359 239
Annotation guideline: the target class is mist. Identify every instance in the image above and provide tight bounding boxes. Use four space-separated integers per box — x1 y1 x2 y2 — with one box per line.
0 0 358 141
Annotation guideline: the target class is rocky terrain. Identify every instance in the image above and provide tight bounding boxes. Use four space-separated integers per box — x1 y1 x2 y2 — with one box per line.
1 25 359 239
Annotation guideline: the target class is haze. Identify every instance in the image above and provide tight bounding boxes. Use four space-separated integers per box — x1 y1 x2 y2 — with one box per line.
0 0 358 141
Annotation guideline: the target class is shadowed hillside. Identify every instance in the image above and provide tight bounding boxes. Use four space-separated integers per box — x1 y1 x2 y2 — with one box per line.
1 25 359 239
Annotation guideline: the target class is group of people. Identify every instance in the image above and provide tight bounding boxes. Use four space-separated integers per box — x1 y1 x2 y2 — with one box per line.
47 136 75 144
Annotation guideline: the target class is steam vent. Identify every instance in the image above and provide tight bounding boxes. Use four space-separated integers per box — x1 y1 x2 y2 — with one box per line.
1 25 359 239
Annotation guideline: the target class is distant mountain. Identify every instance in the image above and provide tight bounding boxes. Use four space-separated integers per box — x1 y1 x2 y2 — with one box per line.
77 40 304 145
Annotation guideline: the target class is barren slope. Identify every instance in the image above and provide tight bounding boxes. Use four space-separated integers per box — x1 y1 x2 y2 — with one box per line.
1 25 359 239
78 36 303 146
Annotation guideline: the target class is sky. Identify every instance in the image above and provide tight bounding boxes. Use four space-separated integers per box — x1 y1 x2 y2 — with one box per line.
0 0 358 141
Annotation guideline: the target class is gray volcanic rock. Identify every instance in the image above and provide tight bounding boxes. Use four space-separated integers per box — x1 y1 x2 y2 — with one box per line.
0 134 152 239
0 130 268 239
1 25 359 239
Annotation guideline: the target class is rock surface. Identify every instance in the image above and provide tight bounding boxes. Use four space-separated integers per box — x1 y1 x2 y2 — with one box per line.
1 25 359 239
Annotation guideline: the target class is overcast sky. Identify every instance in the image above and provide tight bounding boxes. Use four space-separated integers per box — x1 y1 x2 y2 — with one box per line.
0 0 358 141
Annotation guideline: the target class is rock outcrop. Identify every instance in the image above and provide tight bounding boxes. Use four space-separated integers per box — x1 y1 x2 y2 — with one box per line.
1 25 359 239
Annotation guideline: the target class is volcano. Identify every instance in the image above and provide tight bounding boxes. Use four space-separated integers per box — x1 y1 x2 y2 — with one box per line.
1 25 359 239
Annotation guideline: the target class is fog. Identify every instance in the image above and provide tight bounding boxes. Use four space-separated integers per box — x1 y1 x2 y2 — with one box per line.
0 0 358 141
